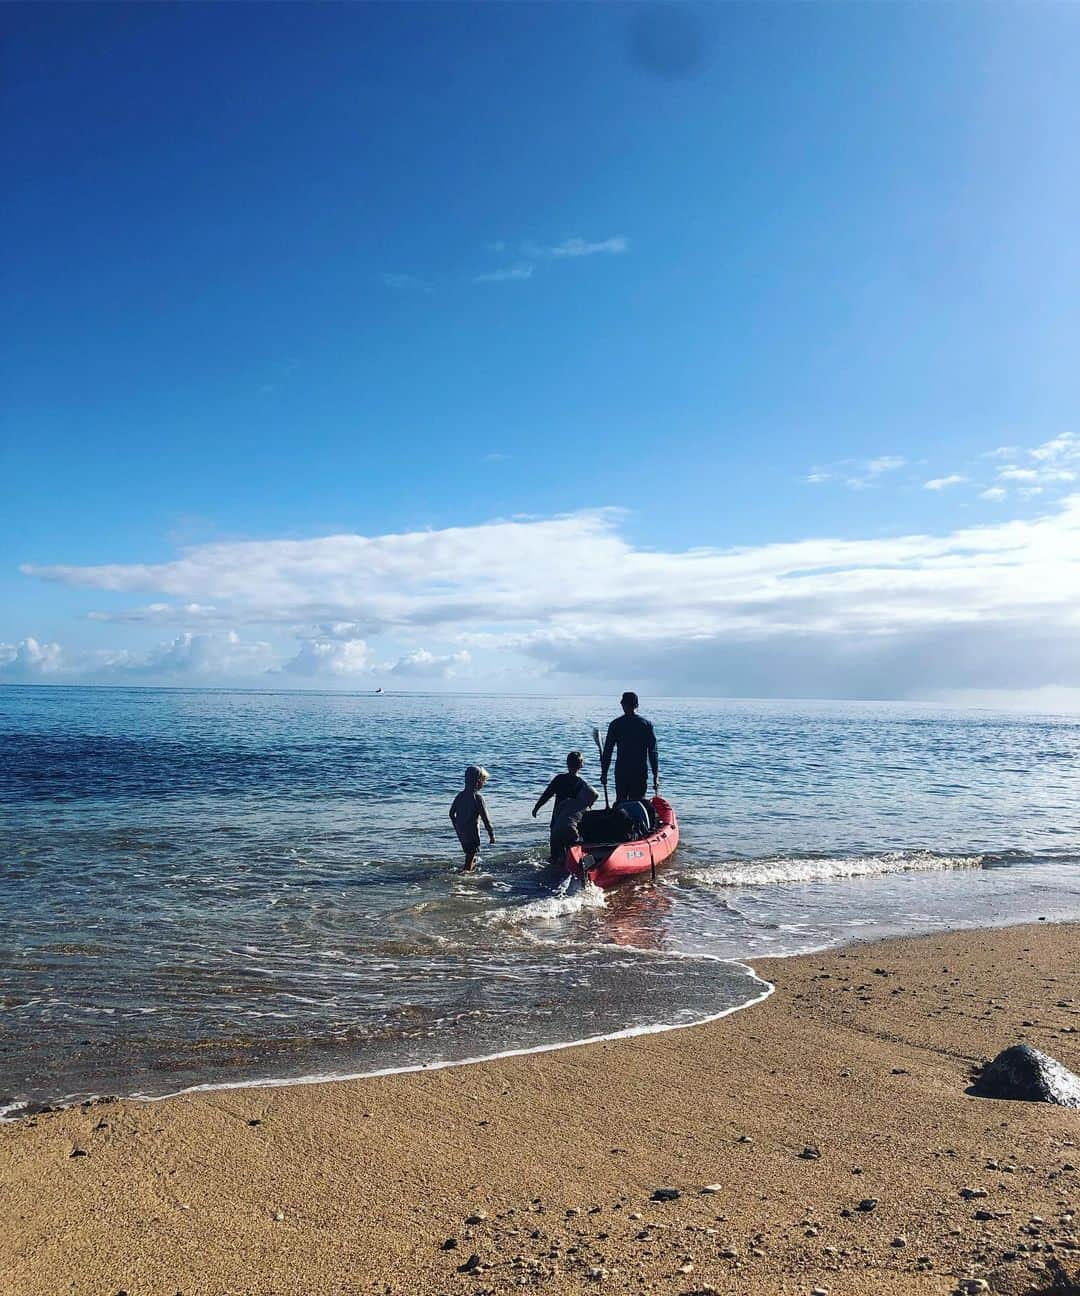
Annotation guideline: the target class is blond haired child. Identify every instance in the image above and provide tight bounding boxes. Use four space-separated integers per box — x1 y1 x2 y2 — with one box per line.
449 765 495 872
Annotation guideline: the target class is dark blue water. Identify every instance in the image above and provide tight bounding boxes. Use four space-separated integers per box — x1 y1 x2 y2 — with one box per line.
1 686 1078 1115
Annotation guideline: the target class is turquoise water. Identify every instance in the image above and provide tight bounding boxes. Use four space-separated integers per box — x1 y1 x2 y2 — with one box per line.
1 686 1078 1114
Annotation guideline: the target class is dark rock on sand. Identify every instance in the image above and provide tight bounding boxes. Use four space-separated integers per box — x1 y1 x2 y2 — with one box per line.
652 1188 681 1201
970 1044 1080 1108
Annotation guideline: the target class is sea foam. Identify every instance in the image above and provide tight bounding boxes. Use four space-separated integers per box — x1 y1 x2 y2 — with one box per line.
484 877 608 925
687 850 984 887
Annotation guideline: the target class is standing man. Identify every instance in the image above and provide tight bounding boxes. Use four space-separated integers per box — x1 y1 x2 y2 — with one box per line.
600 691 659 804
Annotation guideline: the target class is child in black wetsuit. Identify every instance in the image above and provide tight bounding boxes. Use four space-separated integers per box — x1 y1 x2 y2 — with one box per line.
449 765 494 872
532 751 596 862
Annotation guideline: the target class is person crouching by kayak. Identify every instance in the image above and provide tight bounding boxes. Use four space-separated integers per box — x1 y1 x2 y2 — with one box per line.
449 765 495 872
600 691 659 804
549 779 599 865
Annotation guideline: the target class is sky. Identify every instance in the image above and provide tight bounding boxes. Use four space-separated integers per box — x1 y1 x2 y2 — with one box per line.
3 2 1079 704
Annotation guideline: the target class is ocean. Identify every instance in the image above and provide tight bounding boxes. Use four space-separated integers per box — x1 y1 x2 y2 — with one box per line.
1 686 1078 1117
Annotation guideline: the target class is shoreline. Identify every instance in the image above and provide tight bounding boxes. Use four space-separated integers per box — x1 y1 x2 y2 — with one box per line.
135 957 776 1109
5 907 1073 1125
3 921 1078 1294
1 950 776 1123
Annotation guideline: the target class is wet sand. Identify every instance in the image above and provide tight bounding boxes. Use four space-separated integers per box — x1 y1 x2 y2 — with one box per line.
2 921 1078 1295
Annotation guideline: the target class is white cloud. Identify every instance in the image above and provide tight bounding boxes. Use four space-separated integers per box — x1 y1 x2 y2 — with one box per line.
279 639 469 681
0 637 66 679
87 602 221 624
521 236 629 260
807 456 906 489
388 648 471 679
136 631 275 676
1030 434 1078 463
0 631 273 681
281 638 373 677
993 433 1079 491
1006 467 1074 483
474 263 534 284
546 236 629 258
811 435 1076 506
865 456 906 476
387 235 628 294
18 496 1080 697
298 621 372 641
382 273 432 292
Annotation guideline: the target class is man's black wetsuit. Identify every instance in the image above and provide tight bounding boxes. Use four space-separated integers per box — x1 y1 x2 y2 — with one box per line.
600 713 658 803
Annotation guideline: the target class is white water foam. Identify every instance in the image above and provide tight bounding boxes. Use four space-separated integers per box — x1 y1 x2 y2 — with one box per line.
483 877 608 926
688 850 984 887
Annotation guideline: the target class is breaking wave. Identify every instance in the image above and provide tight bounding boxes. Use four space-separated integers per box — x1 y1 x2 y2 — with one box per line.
484 876 609 925
686 850 984 887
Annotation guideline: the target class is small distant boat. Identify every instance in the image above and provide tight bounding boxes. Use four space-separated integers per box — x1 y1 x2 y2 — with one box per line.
565 795 679 889
374 687 383 694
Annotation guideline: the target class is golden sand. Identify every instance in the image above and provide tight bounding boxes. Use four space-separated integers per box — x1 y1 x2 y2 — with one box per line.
2 922 1078 1295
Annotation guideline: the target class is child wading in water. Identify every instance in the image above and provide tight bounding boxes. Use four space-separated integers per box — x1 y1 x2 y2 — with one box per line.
532 750 597 863
449 765 495 872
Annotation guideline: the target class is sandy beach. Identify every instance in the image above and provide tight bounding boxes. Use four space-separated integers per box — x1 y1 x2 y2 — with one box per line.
2 921 1078 1296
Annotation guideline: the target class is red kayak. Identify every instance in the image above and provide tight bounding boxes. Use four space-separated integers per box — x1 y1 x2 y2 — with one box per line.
565 795 679 889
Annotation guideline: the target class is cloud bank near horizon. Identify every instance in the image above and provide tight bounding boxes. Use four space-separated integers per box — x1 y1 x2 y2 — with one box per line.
8 494 1080 700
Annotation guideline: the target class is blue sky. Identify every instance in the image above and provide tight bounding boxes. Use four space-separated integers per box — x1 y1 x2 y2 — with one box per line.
3 2 1079 701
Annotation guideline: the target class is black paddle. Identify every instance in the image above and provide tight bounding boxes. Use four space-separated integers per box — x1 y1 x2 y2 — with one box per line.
591 726 609 808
